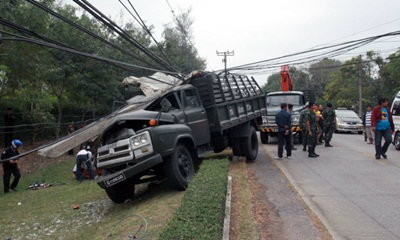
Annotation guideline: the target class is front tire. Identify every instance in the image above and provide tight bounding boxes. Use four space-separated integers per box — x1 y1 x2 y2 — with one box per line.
105 183 135 204
394 132 400 150
358 131 363 135
165 144 195 191
260 132 269 144
242 126 258 162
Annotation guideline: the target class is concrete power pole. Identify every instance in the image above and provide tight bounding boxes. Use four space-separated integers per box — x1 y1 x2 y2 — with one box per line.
216 50 234 74
358 60 363 116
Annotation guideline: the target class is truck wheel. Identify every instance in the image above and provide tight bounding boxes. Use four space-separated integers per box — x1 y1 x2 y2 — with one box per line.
260 132 269 144
105 183 135 204
242 126 258 162
165 144 195 191
231 138 243 156
394 132 400 150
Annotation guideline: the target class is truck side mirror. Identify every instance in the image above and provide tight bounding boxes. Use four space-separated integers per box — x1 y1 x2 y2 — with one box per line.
160 98 172 112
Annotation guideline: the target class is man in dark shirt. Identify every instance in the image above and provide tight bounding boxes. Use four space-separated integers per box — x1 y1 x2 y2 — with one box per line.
2 139 22 193
275 103 291 159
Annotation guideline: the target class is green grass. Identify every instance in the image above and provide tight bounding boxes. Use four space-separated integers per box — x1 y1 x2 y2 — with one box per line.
159 158 229 240
0 156 185 240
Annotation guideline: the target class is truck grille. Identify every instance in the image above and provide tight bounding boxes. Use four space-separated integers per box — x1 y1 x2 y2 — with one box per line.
267 116 277 126
97 138 134 168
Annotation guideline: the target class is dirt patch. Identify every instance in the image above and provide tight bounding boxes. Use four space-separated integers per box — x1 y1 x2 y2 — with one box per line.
229 159 259 240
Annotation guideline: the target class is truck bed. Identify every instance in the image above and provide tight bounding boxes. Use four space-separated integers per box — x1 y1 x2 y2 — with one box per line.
189 73 266 132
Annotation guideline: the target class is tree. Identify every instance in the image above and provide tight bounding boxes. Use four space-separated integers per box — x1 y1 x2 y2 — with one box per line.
162 9 206 73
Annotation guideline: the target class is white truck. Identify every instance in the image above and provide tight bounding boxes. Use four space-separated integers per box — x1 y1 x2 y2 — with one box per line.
391 90 400 150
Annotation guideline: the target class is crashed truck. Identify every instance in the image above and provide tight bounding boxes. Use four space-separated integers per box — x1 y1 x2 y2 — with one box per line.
38 71 266 203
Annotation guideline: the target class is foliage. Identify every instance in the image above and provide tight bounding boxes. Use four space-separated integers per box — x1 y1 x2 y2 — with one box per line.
0 0 205 142
160 159 229 240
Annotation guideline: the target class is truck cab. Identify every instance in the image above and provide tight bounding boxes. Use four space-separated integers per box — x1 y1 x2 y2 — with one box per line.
391 91 400 150
96 84 210 203
260 91 306 144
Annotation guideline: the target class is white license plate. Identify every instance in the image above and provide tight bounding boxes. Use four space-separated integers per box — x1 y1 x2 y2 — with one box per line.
105 173 126 187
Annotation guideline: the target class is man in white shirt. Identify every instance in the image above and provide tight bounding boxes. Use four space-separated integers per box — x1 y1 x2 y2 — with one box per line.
75 146 94 181
363 105 374 144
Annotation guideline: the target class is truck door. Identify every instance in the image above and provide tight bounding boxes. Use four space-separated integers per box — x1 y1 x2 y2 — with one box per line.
182 89 210 146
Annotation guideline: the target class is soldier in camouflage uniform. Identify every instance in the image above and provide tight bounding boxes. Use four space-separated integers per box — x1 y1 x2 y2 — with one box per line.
299 109 308 152
323 103 336 147
305 102 319 158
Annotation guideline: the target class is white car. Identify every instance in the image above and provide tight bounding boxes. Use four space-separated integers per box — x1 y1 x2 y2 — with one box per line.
391 91 400 150
335 109 363 134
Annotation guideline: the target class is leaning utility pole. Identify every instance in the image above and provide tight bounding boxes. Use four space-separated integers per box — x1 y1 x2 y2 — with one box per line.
216 50 234 74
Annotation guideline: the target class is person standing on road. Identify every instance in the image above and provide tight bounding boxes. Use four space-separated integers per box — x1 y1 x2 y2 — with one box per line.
288 104 297 151
275 103 292 159
75 146 95 181
1 139 23 193
323 103 336 147
305 102 319 158
299 108 308 152
371 98 394 160
363 105 374 144
315 105 324 144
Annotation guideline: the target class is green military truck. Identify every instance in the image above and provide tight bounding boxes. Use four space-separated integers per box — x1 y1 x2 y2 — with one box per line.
95 72 266 203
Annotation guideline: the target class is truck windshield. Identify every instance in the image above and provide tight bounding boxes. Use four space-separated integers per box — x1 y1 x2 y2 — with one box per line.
266 95 303 106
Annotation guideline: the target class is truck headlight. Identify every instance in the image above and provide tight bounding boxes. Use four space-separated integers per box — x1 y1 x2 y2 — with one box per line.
130 131 153 158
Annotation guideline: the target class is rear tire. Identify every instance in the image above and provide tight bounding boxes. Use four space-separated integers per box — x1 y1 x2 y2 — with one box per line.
394 132 400 150
260 132 269 144
105 183 135 204
358 131 363 135
165 144 195 191
242 126 258 162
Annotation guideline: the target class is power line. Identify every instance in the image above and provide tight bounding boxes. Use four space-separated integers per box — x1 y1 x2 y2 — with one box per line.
311 16 400 49
72 0 179 75
0 30 180 79
118 0 177 70
224 30 400 72
23 0 163 72
164 0 199 56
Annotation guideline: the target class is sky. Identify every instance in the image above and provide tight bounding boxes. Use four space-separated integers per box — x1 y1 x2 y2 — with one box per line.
65 0 400 85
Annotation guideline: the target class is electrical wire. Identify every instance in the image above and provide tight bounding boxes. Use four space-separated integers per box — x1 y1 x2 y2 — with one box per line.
24 0 163 71
0 30 180 78
224 30 400 72
164 0 199 56
72 0 179 75
118 0 177 70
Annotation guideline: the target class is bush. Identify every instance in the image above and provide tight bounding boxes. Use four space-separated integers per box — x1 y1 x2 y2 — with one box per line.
159 158 229 240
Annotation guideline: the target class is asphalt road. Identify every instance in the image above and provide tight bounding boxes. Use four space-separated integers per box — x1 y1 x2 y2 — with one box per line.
262 133 400 240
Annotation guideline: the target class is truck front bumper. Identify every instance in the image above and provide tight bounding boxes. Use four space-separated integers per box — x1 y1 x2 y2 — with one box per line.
260 126 302 133
96 154 163 189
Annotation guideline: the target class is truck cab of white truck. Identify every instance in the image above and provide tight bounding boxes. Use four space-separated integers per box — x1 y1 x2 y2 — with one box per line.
391 91 400 150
